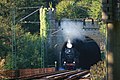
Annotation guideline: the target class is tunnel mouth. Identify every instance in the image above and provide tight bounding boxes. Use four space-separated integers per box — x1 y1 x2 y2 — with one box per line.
61 36 101 69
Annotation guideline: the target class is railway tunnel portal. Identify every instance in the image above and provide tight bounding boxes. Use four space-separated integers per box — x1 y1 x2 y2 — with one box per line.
51 19 107 69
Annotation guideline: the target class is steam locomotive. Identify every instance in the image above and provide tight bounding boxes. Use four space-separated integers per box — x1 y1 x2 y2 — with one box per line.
60 37 101 70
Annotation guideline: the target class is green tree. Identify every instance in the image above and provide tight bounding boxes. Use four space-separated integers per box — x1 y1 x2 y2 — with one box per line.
88 0 101 19
56 0 101 20
16 33 41 69
0 16 11 59
0 0 45 69
56 0 89 20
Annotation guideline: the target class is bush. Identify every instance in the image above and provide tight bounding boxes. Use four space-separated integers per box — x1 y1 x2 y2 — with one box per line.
90 60 107 80
56 0 89 20
56 0 101 20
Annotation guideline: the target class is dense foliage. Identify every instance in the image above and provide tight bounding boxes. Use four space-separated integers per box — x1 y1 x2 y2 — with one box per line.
90 60 107 80
0 16 11 59
56 0 101 20
0 0 46 69
16 33 41 69
0 0 57 69
56 0 89 20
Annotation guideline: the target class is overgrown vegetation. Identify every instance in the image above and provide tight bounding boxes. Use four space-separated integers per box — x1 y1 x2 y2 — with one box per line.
56 0 101 20
56 0 89 20
0 0 47 69
0 0 57 69
90 60 107 80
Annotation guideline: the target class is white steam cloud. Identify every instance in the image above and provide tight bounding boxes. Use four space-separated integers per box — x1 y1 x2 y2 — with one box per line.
60 19 86 42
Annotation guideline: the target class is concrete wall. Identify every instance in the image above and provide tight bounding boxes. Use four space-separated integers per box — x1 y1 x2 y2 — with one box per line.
107 22 120 80
113 22 120 79
55 19 105 54
54 19 106 68
102 0 120 79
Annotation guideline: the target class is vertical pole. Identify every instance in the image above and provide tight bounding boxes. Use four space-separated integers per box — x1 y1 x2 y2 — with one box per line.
55 61 57 71
102 0 114 79
40 7 49 68
102 0 120 80
105 23 108 80
45 37 48 67
12 8 17 70
59 52 61 69
112 0 120 79
41 29 45 68
107 23 114 80
39 8 45 68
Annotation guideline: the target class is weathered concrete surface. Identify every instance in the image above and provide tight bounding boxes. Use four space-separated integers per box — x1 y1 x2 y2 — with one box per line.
112 22 120 80
107 22 120 80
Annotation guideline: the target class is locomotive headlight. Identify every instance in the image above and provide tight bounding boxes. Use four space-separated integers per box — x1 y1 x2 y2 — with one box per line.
73 61 75 64
64 61 66 64
67 39 72 48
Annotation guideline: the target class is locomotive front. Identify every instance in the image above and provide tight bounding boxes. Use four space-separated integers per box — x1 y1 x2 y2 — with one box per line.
60 37 101 70
61 39 78 70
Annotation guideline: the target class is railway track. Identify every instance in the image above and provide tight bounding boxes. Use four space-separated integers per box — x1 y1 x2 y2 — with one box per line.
33 70 90 80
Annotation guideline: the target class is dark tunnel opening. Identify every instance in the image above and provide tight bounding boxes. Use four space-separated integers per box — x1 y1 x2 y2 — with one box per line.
60 36 101 70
